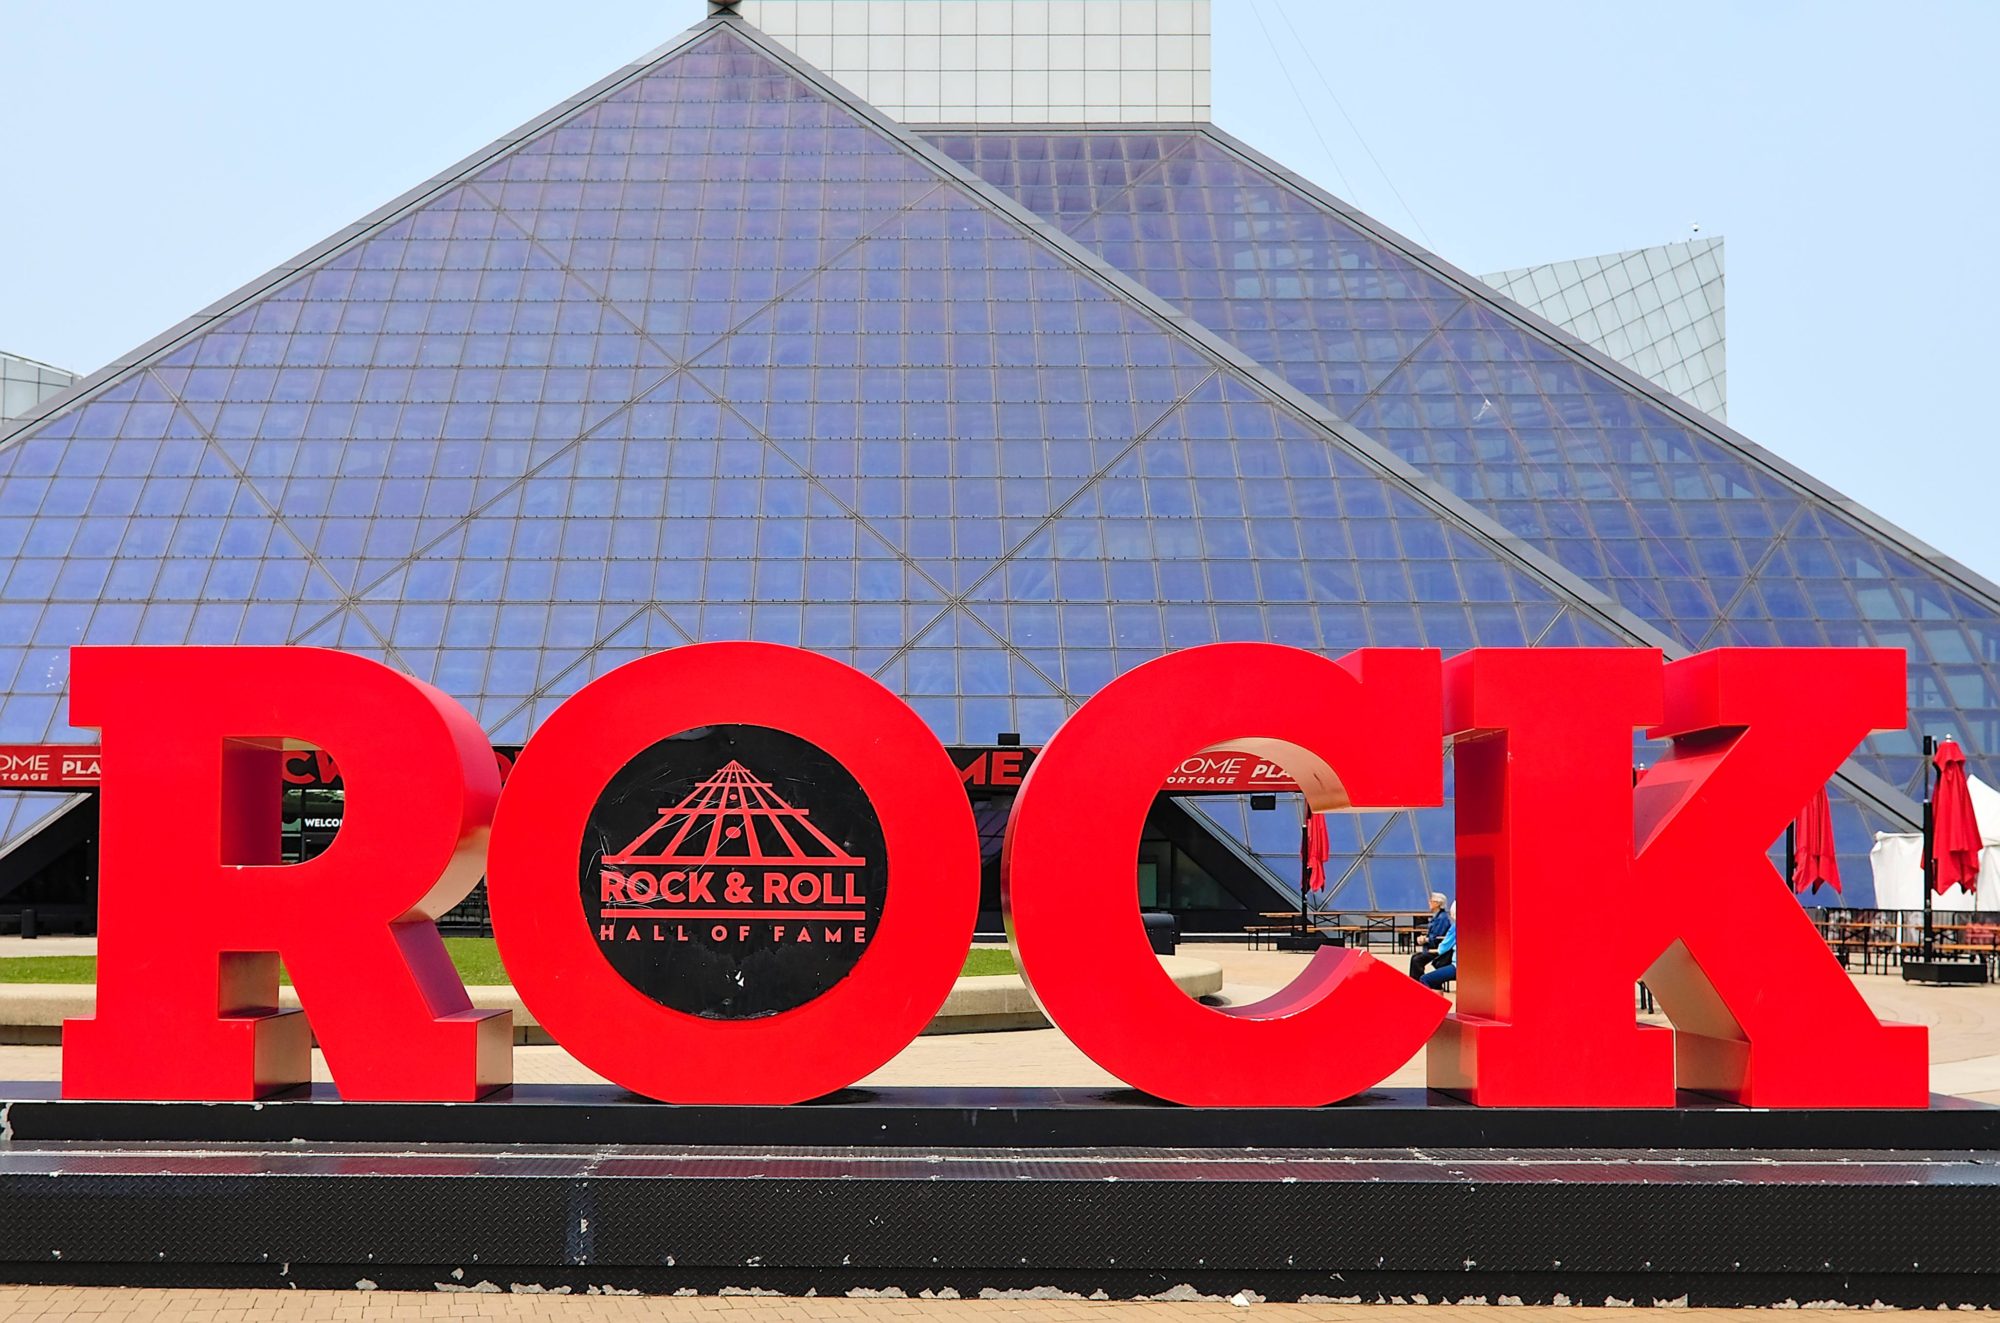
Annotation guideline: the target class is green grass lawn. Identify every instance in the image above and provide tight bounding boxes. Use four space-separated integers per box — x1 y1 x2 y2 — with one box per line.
0 954 97 984
959 947 1017 977
0 939 1018 985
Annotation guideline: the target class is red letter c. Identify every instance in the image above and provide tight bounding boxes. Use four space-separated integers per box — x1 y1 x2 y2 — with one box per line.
1004 645 1449 1106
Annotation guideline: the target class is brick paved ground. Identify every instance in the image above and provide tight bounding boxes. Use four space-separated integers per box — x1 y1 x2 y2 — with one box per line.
0 1288 1909 1320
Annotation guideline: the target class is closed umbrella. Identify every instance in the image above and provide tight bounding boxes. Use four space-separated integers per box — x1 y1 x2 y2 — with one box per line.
1931 739 1981 895
1294 809 1332 941
1302 810 1331 896
1790 785 1842 896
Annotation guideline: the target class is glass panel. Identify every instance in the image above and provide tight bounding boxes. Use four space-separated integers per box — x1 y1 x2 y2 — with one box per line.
929 127 2000 799
0 29 1962 910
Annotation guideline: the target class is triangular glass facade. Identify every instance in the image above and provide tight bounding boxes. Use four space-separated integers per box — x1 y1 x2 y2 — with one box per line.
930 125 2000 892
930 128 2000 800
0 19 1962 906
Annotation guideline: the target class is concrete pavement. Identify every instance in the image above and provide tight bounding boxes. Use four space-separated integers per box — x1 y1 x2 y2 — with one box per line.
0 936 94 958
2 943 1995 1318
4 943 1996 1097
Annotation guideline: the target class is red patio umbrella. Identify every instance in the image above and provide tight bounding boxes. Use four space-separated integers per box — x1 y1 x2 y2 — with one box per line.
1790 785 1842 896
1930 738 1982 895
1302 810 1331 895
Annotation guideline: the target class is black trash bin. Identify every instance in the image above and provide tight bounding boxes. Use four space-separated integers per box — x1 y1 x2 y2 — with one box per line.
1141 911 1177 956
19 907 36 940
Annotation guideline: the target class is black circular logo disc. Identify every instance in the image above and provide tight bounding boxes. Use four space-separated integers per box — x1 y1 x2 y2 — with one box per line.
578 725 888 1019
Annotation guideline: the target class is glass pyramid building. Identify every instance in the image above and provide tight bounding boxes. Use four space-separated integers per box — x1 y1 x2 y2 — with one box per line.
0 15 1992 910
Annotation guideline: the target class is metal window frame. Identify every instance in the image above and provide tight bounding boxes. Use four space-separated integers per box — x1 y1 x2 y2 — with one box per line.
0 18 1927 846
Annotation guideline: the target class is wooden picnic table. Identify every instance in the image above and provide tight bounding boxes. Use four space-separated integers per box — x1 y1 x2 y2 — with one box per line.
1814 914 1990 973
1244 912 1310 950
1248 911 1440 955
1247 910 1438 953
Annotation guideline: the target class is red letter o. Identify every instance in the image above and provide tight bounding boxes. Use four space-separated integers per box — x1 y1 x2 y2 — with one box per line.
487 643 980 1103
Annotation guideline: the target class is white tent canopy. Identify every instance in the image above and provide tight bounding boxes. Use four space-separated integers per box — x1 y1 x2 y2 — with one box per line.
1868 775 2000 913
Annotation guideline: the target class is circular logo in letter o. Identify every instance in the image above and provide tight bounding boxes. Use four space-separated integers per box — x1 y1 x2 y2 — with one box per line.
488 643 979 1103
580 724 889 1020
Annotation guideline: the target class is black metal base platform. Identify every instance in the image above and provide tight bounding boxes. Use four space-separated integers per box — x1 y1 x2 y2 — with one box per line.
1 1136 1998 1305
5 1086 2000 1305
6 1082 1998 1149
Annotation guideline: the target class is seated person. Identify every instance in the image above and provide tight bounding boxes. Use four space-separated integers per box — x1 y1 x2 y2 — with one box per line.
1409 891 1451 978
1419 906 1457 989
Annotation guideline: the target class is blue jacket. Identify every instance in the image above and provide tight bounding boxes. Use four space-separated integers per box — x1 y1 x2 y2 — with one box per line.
1437 924 1457 960
1425 909 1451 945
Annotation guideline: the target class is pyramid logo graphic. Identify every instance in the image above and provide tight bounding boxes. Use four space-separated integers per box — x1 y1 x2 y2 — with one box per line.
605 761 867 871
594 752 878 940
581 728 887 1018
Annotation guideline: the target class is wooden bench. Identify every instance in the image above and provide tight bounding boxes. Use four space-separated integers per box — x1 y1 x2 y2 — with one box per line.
1246 914 1306 950
1821 919 1896 973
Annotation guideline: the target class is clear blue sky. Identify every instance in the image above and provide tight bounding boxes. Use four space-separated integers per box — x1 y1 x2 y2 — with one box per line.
2 2 1994 577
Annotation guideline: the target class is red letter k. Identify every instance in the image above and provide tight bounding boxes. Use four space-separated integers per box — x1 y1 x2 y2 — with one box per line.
1431 647 1925 1108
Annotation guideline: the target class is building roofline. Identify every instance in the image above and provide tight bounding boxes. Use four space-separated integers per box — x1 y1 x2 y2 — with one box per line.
0 350 76 377
726 27 1917 830
1479 234 1724 287
1193 122 2000 619
936 119 2000 624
